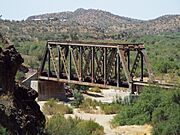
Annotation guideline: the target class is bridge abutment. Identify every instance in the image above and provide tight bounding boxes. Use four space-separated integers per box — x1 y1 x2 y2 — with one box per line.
37 80 66 101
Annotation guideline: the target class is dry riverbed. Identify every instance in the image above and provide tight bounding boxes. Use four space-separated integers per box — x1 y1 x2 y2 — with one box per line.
38 101 152 135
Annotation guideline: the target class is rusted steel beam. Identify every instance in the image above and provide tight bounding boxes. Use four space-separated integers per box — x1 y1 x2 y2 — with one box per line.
84 47 91 77
68 45 71 80
127 50 130 71
47 40 144 46
117 48 132 83
91 47 95 83
116 50 120 87
95 48 103 78
49 46 59 80
140 51 144 81
141 49 154 82
58 46 61 79
47 41 145 50
79 46 83 81
48 48 50 79
103 47 107 85
130 51 141 78
39 45 48 74
71 47 80 81
39 76 128 90
59 46 69 78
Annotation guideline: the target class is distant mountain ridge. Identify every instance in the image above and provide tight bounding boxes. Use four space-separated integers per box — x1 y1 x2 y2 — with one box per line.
1 8 180 41
27 8 142 23
26 8 180 35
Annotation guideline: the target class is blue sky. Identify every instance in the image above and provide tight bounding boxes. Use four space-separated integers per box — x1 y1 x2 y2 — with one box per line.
1 0 180 20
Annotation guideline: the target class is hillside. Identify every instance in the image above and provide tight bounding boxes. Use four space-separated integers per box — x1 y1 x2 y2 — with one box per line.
26 8 180 35
0 8 180 42
26 8 142 33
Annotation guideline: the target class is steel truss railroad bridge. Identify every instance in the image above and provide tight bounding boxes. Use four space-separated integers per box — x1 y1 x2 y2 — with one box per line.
39 41 155 93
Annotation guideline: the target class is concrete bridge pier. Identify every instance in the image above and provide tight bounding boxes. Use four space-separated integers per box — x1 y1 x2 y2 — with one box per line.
31 80 67 101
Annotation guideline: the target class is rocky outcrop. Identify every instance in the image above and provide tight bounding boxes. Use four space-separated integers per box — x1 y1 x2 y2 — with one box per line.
0 36 45 134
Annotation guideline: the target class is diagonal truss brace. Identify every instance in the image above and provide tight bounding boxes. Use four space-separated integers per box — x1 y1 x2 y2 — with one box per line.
48 45 59 80
130 51 141 78
70 48 81 81
59 46 69 80
141 50 154 82
117 47 132 84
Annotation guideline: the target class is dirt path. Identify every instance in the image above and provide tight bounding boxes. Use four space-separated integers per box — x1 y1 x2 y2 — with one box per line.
114 125 152 135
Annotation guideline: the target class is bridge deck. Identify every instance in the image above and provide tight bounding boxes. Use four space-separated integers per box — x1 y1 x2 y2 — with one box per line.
39 75 129 90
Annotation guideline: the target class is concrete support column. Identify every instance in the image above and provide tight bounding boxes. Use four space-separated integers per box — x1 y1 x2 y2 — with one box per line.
37 80 66 101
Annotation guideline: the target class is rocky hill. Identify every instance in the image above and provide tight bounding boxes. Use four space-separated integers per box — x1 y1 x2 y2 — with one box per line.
0 35 45 134
1 8 180 41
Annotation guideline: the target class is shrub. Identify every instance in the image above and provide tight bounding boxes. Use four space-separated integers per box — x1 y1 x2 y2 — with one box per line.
158 61 172 73
112 86 162 126
71 89 84 107
112 86 180 135
151 89 180 135
79 98 98 113
45 114 104 135
42 98 73 115
76 120 104 135
100 103 121 114
46 114 77 135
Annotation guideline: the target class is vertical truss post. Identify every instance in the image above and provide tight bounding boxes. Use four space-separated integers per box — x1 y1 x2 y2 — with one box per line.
48 47 50 79
103 47 107 85
91 47 95 83
68 45 71 80
140 51 143 81
127 50 130 71
116 50 120 87
79 46 83 81
40 43 48 74
58 46 61 79
115 53 117 77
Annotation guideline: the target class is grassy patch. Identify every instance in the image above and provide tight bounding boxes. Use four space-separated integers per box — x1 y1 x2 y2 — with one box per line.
79 98 100 113
100 103 121 114
88 87 101 93
45 114 104 135
42 98 73 115
79 98 122 114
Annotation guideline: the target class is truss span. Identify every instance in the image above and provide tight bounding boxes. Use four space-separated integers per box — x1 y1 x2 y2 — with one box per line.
39 41 154 92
